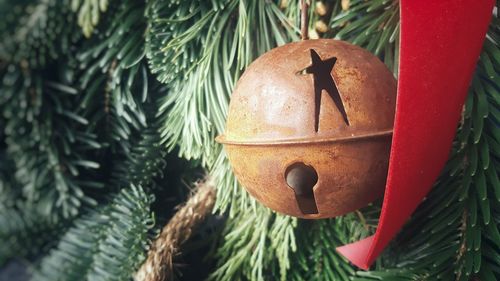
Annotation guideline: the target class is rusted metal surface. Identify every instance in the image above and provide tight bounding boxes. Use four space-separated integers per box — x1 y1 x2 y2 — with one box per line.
217 39 397 219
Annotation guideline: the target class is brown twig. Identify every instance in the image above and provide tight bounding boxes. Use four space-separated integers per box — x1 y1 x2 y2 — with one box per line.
135 178 216 281
301 0 309 40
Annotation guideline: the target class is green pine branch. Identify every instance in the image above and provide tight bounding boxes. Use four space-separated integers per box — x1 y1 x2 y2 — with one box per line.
72 0 169 192
32 184 155 281
329 0 400 74
147 0 299 166
209 207 298 281
71 0 111 38
289 217 363 281
75 0 148 150
0 0 80 68
0 65 103 220
0 202 67 266
0 151 66 265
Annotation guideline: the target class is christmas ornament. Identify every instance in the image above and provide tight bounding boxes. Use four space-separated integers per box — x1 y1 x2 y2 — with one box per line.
337 0 494 270
217 39 397 218
219 0 493 269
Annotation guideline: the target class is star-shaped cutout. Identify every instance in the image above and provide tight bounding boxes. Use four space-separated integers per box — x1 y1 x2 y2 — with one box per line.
301 49 349 131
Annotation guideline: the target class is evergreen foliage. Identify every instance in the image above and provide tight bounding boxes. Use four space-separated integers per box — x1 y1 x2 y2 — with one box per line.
146 0 299 165
32 185 154 281
0 0 498 281
0 0 80 67
1 64 102 220
71 0 110 38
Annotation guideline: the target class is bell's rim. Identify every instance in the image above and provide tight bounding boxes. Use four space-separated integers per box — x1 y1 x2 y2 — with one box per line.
215 129 393 146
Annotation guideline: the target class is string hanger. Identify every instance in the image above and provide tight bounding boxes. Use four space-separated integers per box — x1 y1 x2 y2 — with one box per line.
301 0 309 40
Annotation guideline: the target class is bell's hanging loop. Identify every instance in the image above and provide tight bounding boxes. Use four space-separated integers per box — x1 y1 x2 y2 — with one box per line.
300 0 309 40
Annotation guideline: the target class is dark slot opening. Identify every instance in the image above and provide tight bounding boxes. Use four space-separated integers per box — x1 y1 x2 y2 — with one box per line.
285 162 319 214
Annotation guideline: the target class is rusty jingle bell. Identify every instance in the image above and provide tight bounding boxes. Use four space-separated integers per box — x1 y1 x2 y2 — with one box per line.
216 39 397 218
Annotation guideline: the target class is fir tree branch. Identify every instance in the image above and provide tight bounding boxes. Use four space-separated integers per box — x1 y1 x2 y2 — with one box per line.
76 0 148 150
0 0 81 68
147 0 299 166
32 184 155 281
0 65 103 220
0 151 66 265
71 0 110 38
289 217 361 281
209 207 276 281
329 0 400 74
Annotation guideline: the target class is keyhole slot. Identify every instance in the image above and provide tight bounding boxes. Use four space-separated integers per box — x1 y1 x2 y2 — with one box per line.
285 162 319 214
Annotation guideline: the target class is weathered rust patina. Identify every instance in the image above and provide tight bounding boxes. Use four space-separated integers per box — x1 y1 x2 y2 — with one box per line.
217 39 397 219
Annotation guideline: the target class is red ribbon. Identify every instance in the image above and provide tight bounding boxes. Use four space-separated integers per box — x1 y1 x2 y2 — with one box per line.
336 0 494 270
